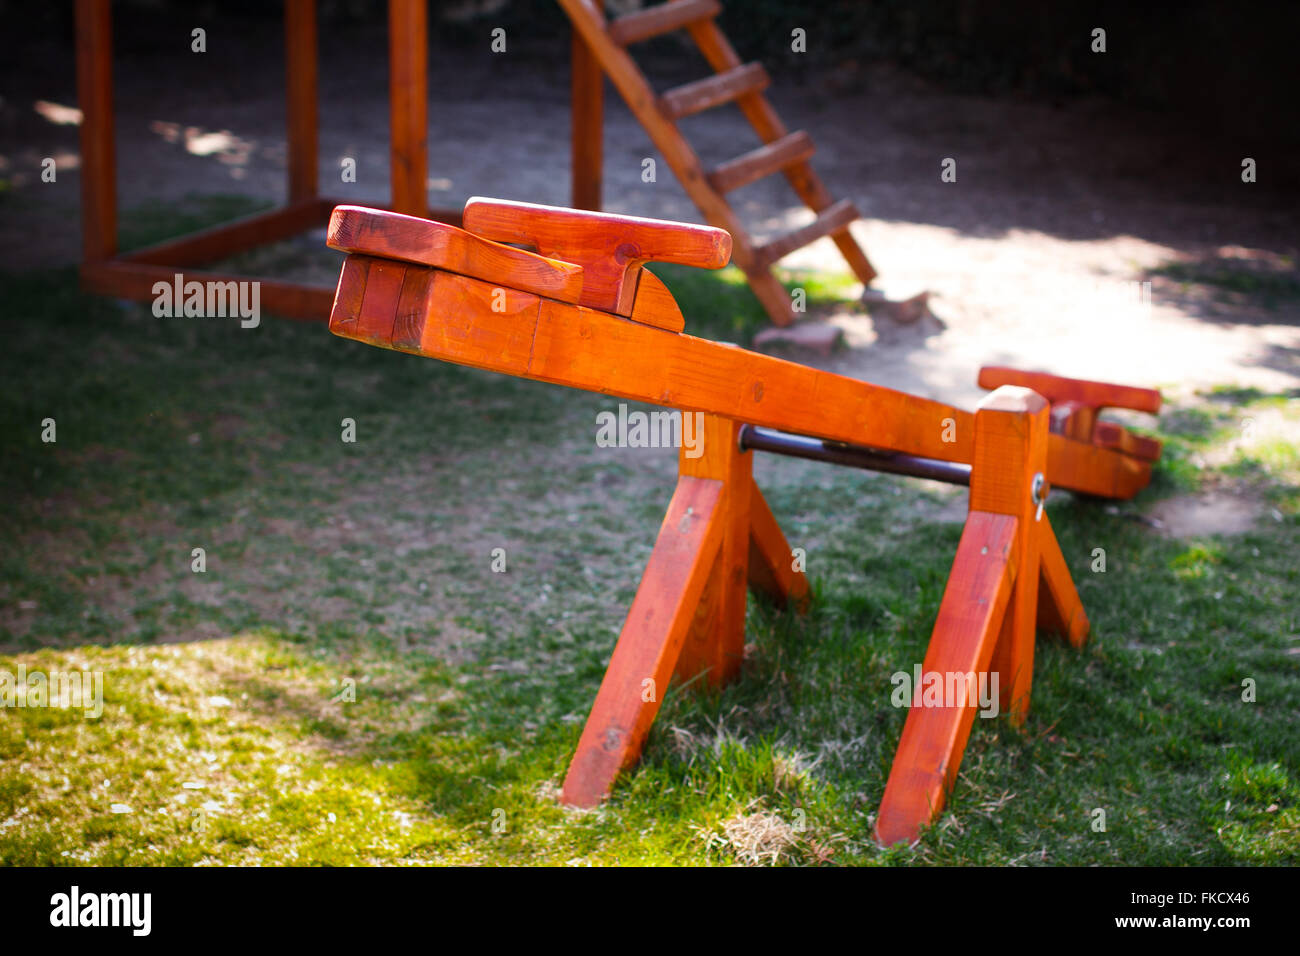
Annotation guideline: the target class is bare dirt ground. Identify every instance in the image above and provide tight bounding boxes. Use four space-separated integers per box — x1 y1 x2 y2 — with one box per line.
4 23 1297 488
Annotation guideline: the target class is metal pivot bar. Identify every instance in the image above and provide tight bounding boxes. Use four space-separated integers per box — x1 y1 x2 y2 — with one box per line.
323 197 1163 844
739 425 971 486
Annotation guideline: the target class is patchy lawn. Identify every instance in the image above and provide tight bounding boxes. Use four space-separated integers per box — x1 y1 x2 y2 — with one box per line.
0 198 1297 865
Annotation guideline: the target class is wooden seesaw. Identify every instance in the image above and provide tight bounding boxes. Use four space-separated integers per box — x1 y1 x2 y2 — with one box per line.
323 198 1163 845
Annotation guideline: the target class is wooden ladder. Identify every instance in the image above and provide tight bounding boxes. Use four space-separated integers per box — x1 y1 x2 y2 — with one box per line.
560 0 877 326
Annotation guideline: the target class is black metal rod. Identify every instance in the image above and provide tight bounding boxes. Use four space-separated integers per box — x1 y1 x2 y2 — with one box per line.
738 425 972 486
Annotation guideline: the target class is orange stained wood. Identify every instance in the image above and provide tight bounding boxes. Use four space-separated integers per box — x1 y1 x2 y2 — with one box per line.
1093 420 1163 462
676 414 751 687
326 206 585 305
874 510 1019 846
978 366 1162 415
1035 515 1089 649
747 480 810 612
628 268 686 333
462 196 732 315
971 386 1049 723
329 246 1151 499
560 475 726 807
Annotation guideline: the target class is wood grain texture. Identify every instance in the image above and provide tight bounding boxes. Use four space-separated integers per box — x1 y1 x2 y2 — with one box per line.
462 196 731 315
327 205 585 304
560 475 726 807
875 510 1019 846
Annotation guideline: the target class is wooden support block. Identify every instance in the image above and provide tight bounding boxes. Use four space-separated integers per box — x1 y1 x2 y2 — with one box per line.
676 415 751 687
970 386 1050 723
1036 514 1089 648
1047 431 1151 501
561 476 726 807
875 511 1019 845
1093 421 1163 462
747 481 809 612
629 268 686 333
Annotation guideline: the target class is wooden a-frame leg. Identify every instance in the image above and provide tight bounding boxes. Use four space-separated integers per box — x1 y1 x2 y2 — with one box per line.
747 481 810 612
875 511 1019 846
875 386 1049 845
976 387 1050 723
560 476 726 808
675 415 751 688
1036 515 1089 648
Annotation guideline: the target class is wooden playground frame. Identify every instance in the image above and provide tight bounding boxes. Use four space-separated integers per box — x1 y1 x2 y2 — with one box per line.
73 0 609 321
75 0 874 326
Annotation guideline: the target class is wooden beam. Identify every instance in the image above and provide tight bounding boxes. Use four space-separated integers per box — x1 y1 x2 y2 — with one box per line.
570 1 604 211
388 0 427 217
122 198 331 267
561 475 726 807
75 0 116 262
329 265 976 463
606 0 721 45
676 415 751 687
659 62 769 120
971 386 1049 723
875 510 1019 845
80 261 334 321
285 0 318 204
708 130 816 195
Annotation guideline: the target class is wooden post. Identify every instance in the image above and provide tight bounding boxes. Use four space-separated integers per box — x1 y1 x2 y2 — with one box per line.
971 386 1050 722
388 0 427 217
675 414 751 687
285 0 319 205
75 0 116 262
570 0 603 210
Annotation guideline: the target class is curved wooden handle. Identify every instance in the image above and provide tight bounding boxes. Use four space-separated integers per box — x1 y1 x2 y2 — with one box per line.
463 196 732 315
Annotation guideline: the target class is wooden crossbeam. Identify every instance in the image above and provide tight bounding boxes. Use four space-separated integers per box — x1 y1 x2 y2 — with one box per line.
660 62 770 120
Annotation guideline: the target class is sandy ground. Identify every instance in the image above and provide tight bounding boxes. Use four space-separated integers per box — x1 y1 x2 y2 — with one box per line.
4 23 1298 411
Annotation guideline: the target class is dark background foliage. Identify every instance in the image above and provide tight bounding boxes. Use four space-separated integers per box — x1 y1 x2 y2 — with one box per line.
5 1 1295 144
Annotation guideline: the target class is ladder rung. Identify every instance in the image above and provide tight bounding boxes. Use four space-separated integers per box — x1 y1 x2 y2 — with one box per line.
754 199 859 268
659 62 770 120
606 0 722 46
707 131 816 194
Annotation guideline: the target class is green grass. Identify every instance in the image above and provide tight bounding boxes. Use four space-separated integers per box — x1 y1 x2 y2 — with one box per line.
0 199 1297 865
